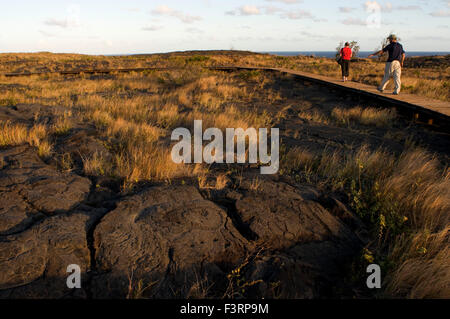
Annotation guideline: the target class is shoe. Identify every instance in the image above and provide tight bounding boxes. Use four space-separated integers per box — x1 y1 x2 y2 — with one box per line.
393 92 399 95
377 88 384 93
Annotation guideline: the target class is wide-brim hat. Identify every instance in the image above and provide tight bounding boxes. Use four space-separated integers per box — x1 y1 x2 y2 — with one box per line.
387 34 397 40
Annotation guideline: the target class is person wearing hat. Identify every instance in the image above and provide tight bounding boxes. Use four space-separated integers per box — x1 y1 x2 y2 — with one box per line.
368 34 406 95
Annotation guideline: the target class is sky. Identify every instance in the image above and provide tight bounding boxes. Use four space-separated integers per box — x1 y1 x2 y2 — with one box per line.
0 0 449 54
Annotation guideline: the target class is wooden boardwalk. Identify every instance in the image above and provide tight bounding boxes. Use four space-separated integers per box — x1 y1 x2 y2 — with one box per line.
211 66 450 124
2 65 449 126
2 67 178 77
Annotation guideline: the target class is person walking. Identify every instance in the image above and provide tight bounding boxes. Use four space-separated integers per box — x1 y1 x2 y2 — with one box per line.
368 34 406 95
340 42 352 82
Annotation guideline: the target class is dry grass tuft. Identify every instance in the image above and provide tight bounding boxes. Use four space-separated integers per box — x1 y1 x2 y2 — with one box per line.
298 110 330 124
0 121 52 158
52 112 73 136
82 151 112 177
283 144 450 298
386 227 450 299
0 121 28 146
331 106 397 127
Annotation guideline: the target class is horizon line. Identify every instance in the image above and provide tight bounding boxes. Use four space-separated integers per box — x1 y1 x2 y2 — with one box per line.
1 49 450 56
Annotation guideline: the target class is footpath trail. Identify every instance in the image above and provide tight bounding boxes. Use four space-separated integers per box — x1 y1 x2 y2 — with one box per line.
277 68 450 117
211 66 450 127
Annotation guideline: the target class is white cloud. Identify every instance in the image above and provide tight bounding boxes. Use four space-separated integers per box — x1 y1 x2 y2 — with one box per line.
151 5 202 24
339 7 356 13
241 5 262 15
142 25 164 31
413 35 450 41
39 30 57 37
44 18 71 28
396 6 421 11
238 5 261 15
430 10 450 17
365 1 422 13
44 16 80 28
342 17 367 25
282 10 313 19
298 31 327 38
384 2 393 12
44 5 81 29
227 5 315 20
364 1 392 12
429 1 450 17
264 6 285 14
265 0 303 4
186 27 203 34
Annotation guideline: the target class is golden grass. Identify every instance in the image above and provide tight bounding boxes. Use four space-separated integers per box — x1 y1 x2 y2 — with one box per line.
215 173 231 190
386 226 449 299
52 112 73 136
36 139 53 159
63 70 272 188
2 51 447 101
283 145 450 298
298 110 330 124
82 151 112 177
0 121 29 146
382 150 449 229
331 106 397 127
114 144 192 186
0 121 52 158
0 53 448 298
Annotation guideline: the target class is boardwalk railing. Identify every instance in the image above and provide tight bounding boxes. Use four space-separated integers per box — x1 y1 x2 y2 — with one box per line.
210 66 450 128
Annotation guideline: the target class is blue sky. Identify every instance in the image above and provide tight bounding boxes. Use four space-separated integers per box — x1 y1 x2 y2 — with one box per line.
0 0 449 54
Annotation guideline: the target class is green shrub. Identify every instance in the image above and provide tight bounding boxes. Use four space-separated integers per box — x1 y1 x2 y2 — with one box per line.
186 55 210 63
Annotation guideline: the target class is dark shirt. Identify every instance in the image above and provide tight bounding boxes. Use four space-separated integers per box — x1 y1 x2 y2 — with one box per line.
383 42 405 62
